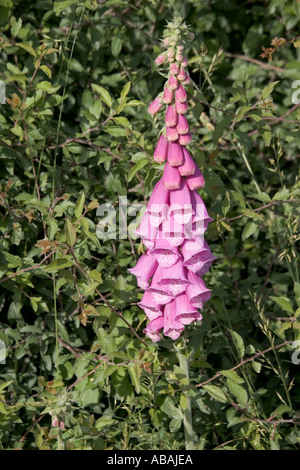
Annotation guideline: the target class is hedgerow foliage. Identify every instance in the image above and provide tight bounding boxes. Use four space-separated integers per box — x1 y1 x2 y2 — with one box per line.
0 0 299 450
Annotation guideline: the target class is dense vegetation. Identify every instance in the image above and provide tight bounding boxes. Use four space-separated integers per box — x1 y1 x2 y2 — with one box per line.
0 0 299 450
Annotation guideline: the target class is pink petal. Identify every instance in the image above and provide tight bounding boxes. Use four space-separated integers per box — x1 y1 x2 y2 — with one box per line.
128 251 158 289
178 131 192 146
162 163 181 190
186 271 211 309
153 134 168 163
163 87 173 104
163 300 184 340
148 97 163 115
175 85 187 103
177 114 189 134
175 100 188 114
167 141 184 167
166 126 178 142
186 166 205 190
165 105 178 127
174 293 202 325
178 148 196 176
158 260 190 296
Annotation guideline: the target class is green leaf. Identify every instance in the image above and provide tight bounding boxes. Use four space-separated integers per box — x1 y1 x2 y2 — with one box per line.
65 218 76 247
261 81 279 100
128 363 140 394
229 329 245 358
95 415 116 430
74 192 85 219
222 191 231 216
16 42 36 57
111 37 123 58
103 126 127 136
161 397 183 420
54 0 79 15
128 159 148 182
43 259 73 272
219 370 245 384
227 379 248 407
236 105 250 122
91 84 112 108
120 82 131 102
242 222 258 240
272 188 290 200
203 385 228 403
270 296 294 314
213 116 232 144
36 81 60 94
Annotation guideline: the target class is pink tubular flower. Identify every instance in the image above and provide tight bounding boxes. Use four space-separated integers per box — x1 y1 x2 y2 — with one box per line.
162 163 181 190
177 114 189 134
186 166 205 190
178 131 192 146
147 179 169 226
174 293 202 325
168 74 179 90
152 239 181 268
128 251 158 289
170 63 179 75
175 100 188 114
165 105 178 127
129 29 215 342
177 67 186 82
166 126 178 142
167 141 184 167
153 134 168 163
182 239 216 275
155 54 166 66
186 271 211 308
163 300 184 340
158 260 190 296
148 97 163 115
163 86 173 104
138 290 162 320
147 267 175 305
175 85 187 103
143 316 164 342
178 148 195 176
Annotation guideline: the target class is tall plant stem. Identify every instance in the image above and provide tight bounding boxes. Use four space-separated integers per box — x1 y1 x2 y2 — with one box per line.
178 352 194 450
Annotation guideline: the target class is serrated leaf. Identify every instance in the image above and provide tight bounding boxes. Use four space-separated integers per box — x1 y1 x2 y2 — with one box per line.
203 385 228 403
91 84 112 108
261 81 279 100
219 370 245 384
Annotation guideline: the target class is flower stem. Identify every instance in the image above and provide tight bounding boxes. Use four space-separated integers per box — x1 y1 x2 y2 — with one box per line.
178 351 194 450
